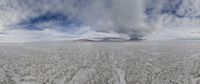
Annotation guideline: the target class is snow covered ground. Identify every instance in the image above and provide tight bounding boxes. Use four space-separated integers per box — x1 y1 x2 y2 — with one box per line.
0 41 200 84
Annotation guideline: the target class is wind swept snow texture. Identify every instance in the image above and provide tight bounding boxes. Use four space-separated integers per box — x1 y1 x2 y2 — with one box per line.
0 41 200 84
1 0 200 41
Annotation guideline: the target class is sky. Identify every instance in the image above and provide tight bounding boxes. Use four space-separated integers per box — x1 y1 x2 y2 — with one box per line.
0 0 200 42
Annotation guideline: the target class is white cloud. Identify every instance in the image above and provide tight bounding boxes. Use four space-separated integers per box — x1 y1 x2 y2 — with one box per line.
0 0 200 42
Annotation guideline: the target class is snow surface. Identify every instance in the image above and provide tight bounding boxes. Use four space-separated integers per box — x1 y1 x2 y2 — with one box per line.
0 41 200 84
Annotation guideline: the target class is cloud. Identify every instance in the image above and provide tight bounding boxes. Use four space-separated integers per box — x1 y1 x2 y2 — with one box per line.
0 0 200 41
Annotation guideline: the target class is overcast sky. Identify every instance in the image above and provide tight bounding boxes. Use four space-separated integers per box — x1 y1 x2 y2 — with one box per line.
0 0 200 42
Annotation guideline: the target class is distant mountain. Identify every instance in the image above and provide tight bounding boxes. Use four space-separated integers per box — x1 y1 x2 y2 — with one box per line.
75 37 143 42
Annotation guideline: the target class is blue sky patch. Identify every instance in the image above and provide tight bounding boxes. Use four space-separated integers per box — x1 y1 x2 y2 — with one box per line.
18 12 82 32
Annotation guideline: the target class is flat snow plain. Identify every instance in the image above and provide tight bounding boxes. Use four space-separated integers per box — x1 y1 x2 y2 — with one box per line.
0 41 200 84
